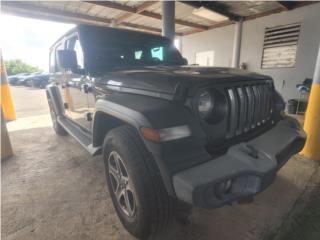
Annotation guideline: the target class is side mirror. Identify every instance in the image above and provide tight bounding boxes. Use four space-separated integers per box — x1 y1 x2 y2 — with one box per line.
57 50 86 75
57 50 77 71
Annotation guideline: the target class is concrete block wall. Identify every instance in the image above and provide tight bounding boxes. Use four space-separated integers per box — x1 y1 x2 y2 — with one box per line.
181 3 320 101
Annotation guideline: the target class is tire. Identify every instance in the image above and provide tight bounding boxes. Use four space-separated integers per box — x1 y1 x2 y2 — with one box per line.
48 97 68 136
103 125 175 240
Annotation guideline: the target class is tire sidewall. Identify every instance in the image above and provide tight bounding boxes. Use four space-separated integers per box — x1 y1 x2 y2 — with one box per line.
48 97 67 135
103 129 156 239
48 98 58 129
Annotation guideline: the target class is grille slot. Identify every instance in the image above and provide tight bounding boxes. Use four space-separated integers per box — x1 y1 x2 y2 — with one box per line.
226 82 273 139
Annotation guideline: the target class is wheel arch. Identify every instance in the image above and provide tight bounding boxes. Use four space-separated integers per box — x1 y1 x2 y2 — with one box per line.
92 99 152 148
92 99 177 196
46 84 65 116
92 111 127 147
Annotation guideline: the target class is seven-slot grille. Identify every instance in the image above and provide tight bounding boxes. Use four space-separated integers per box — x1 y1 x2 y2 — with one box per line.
226 82 274 138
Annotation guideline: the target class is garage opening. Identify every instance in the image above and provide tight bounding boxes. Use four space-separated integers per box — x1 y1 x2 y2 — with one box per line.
1 1 319 240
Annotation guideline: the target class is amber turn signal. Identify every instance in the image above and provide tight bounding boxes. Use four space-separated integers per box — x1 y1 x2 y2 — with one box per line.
140 127 161 142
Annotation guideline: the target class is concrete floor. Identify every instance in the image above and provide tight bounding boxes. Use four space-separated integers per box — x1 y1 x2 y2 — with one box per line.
9 86 50 118
2 86 320 240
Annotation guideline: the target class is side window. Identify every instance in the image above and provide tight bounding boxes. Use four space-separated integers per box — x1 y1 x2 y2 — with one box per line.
67 36 84 69
74 39 84 69
55 43 64 72
49 49 56 73
151 47 163 61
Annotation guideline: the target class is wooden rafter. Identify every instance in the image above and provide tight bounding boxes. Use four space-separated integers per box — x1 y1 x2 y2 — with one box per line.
183 1 317 36
183 7 285 36
245 8 284 21
116 1 158 24
180 1 241 21
3 1 316 37
183 20 232 35
2 2 111 26
121 22 162 34
1 1 168 35
86 1 209 30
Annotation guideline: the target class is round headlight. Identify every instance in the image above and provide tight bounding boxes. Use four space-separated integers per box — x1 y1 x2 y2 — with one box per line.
198 91 213 118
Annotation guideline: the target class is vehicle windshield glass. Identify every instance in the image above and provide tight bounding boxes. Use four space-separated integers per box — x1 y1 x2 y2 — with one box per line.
80 28 185 73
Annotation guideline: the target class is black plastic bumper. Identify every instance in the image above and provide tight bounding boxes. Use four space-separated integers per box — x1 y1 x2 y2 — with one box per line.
172 117 306 209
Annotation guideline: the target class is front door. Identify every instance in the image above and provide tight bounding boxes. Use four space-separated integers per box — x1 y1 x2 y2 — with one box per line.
63 35 91 130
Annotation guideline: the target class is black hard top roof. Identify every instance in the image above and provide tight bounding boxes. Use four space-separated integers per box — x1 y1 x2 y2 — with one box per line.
50 24 166 50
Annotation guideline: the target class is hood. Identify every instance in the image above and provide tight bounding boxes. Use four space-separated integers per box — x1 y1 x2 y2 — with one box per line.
95 66 271 97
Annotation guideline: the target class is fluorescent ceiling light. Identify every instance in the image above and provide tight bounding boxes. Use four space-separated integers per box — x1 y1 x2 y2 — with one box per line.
192 7 228 22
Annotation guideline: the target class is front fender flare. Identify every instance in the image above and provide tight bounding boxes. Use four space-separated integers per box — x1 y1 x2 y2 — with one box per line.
93 98 176 196
46 84 64 116
94 98 152 129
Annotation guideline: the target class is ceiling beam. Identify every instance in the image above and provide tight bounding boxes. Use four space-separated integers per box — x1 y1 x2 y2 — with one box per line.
88 1 136 13
2 2 111 25
180 1 241 21
121 22 162 34
116 1 158 24
187 7 285 35
86 1 208 30
1 1 168 35
244 8 284 21
183 20 232 35
184 1 317 36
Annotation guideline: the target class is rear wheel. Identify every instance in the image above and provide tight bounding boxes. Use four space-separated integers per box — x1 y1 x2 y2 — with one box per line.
48 97 67 136
103 125 175 240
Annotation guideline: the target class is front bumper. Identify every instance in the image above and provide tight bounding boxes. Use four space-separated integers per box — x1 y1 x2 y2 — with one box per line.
173 117 306 208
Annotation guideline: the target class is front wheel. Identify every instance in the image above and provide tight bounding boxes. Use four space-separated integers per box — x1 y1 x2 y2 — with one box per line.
103 125 175 240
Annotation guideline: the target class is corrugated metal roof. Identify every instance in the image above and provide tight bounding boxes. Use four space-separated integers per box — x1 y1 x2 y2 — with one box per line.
2 1 316 36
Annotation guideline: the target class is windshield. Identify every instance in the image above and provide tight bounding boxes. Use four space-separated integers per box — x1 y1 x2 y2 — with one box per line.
86 40 185 72
78 26 185 73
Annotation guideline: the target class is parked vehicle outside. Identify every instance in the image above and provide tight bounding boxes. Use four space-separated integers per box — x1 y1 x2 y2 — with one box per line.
8 73 30 85
46 25 306 240
17 72 42 86
25 73 50 88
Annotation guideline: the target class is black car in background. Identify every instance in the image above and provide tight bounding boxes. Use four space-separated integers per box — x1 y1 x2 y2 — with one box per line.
17 72 43 86
8 73 31 85
25 73 50 88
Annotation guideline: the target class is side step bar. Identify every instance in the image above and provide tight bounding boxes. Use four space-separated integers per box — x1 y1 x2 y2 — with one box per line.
57 116 101 156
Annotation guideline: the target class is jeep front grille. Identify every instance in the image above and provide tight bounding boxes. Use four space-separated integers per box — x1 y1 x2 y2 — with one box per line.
226 82 273 138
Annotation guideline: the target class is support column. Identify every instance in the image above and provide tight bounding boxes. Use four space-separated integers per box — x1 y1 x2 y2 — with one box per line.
162 1 175 40
232 18 243 68
301 43 320 161
0 53 15 160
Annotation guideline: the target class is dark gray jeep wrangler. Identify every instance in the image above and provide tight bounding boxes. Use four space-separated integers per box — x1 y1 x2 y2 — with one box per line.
47 25 306 239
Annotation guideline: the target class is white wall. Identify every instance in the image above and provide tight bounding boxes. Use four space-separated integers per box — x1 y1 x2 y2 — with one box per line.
181 24 235 67
181 3 320 101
